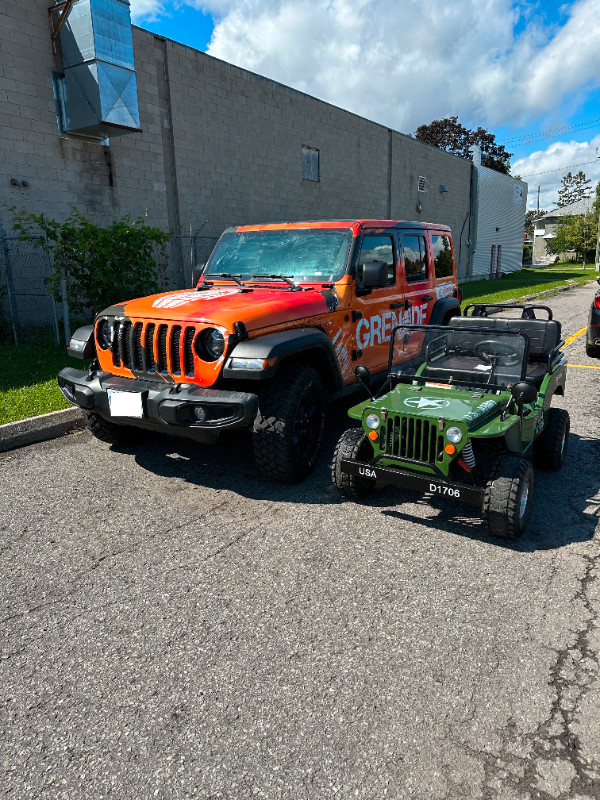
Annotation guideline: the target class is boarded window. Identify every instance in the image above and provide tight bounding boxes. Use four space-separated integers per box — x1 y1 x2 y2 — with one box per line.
302 146 319 181
431 235 454 278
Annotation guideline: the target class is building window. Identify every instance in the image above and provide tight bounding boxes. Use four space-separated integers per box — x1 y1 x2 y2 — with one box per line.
418 175 427 192
302 146 320 181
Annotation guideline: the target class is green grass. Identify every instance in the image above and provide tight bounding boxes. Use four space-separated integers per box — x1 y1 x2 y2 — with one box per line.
460 264 597 308
0 345 88 425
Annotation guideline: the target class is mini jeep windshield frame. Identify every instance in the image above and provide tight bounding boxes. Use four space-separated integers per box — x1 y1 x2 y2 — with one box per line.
204 229 354 284
388 324 530 391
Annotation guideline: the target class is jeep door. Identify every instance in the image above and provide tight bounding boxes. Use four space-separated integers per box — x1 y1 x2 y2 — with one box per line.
351 230 403 373
400 231 436 326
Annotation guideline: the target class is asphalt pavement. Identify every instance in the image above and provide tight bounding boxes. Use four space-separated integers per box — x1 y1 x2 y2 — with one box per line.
1 282 599 800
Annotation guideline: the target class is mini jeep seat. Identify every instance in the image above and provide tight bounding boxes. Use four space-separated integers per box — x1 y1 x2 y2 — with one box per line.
451 316 562 387
418 329 522 388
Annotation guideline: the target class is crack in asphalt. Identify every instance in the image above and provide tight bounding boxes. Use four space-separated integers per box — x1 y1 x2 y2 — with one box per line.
0 500 234 635
460 551 600 800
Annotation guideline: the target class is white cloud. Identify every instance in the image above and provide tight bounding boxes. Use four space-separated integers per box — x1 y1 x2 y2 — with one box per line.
130 0 164 20
512 135 600 210
189 0 600 134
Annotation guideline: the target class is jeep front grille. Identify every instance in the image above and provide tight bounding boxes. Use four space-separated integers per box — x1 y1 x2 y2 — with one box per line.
110 320 197 379
381 415 444 464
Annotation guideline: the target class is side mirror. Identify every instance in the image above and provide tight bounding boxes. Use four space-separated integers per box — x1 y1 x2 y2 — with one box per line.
355 365 374 398
361 261 388 289
192 264 205 287
511 381 537 405
597 277 600 286
355 365 372 385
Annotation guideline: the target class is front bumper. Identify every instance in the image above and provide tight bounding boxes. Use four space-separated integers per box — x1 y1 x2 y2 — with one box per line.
340 459 483 506
57 368 259 441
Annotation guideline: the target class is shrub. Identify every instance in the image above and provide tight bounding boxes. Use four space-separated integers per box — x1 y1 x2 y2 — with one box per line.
9 207 171 319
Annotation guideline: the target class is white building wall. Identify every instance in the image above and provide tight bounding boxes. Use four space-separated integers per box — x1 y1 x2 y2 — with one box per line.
471 165 527 278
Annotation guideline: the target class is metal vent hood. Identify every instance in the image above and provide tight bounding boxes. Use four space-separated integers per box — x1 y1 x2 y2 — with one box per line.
55 0 141 139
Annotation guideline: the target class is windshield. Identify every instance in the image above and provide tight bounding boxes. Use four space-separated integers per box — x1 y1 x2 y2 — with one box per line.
205 229 353 283
389 324 528 391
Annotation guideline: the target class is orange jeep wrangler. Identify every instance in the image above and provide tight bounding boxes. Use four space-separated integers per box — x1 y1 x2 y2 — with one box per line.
58 219 461 481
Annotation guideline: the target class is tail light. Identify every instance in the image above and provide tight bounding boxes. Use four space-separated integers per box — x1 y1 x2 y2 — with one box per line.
594 295 600 310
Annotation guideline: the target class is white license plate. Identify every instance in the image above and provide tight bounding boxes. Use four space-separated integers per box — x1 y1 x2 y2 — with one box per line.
107 389 144 418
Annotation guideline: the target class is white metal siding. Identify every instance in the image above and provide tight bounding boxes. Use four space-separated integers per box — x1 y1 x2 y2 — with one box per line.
471 166 527 278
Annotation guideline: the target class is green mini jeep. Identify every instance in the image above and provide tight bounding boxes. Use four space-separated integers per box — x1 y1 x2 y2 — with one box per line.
332 304 569 539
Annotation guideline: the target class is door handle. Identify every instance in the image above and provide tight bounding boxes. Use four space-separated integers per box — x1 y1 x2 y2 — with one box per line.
390 300 412 310
422 295 433 302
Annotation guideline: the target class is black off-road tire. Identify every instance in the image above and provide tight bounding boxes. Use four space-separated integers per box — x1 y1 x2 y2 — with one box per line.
586 342 600 359
83 411 140 446
532 408 570 471
331 427 376 500
253 363 326 483
482 455 533 540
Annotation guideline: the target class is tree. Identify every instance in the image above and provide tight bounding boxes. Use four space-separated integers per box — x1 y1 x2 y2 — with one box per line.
415 116 513 175
525 209 547 237
546 189 599 264
556 171 592 207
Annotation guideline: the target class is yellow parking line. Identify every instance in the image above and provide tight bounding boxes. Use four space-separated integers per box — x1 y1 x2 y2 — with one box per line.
566 364 600 369
563 326 587 347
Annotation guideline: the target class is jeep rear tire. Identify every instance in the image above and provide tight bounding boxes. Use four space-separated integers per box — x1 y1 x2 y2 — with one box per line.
253 363 326 483
332 427 376 500
533 408 570 471
482 455 533 540
83 411 140 446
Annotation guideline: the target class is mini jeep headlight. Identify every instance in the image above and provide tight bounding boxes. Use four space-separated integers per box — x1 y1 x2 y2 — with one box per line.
446 426 463 444
366 413 380 430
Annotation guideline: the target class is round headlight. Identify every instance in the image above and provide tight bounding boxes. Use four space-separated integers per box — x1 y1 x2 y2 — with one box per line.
196 328 226 361
446 426 463 444
98 319 113 350
366 413 380 430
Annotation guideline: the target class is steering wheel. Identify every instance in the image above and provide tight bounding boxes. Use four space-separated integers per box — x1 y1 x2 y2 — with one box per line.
474 340 520 366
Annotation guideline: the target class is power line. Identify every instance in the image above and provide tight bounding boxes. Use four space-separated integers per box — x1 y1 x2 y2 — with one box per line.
504 118 600 146
518 159 598 179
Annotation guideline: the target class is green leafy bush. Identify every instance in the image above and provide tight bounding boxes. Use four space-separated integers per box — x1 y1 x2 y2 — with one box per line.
9 207 171 319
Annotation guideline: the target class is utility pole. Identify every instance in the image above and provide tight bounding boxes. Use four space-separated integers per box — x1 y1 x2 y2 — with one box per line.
594 147 600 272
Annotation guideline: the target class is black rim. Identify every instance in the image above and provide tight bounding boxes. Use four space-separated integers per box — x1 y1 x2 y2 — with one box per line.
293 385 322 463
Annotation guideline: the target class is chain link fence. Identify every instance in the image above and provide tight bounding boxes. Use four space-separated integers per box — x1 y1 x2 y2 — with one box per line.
0 232 218 346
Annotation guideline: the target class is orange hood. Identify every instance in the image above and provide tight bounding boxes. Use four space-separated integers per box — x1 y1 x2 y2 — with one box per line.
113 284 338 331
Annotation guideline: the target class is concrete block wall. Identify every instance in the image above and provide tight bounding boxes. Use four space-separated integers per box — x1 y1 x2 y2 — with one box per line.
1 0 474 297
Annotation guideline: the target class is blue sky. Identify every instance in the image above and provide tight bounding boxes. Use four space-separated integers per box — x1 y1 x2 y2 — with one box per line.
131 0 600 211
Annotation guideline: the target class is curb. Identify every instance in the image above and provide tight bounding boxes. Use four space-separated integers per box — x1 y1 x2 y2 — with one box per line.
496 280 579 306
0 407 85 453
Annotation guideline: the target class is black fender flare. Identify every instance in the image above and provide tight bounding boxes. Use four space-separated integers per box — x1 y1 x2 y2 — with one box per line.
429 298 461 325
223 327 344 391
67 324 96 359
